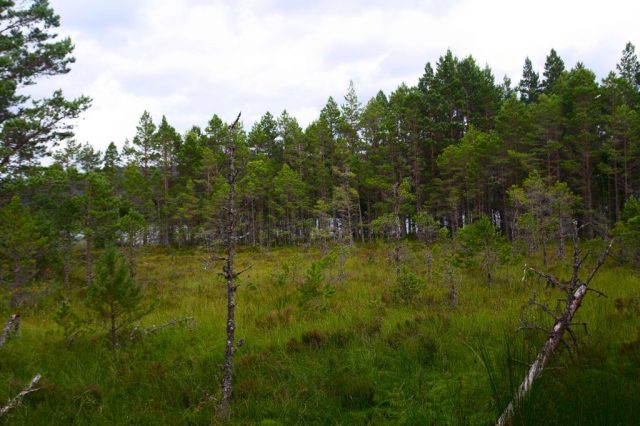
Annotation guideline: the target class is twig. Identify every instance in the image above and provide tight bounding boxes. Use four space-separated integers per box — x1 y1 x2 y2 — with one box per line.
233 265 252 279
586 288 607 298
130 317 196 341
0 374 42 418
516 321 549 335
565 325 579 348
568 322 590 335
584 240 614 285
526 267 562 289
529 301 559 322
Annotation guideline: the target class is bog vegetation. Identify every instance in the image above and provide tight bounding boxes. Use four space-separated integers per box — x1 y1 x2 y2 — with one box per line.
1 0 640 424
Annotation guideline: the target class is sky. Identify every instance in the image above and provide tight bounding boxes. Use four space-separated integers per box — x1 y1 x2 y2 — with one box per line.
29 0 640 152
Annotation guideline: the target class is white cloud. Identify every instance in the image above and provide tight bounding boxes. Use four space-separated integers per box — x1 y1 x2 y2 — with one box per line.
35 0 640 152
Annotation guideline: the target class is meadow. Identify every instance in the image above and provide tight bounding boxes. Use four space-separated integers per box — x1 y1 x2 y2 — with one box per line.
0 242 638 425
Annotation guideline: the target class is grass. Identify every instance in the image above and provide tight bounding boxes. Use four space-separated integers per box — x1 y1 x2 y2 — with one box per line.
0 242 638 425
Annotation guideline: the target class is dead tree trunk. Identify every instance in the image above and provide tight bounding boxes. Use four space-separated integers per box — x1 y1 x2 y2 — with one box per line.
218 113 242 419
496 231 613 426
0 314 20 349
0 374 41 418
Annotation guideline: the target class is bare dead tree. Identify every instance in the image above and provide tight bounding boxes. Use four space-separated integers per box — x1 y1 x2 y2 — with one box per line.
0 314 20 349
496 227 613 426
0 374 41 418
218 113 243 419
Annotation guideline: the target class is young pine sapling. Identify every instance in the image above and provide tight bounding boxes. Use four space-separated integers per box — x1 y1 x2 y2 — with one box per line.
86 245 152 352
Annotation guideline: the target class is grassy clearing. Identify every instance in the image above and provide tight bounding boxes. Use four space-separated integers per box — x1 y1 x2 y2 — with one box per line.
0 243 638 425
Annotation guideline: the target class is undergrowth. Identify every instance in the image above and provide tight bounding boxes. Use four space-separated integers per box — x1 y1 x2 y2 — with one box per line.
0 243 638 425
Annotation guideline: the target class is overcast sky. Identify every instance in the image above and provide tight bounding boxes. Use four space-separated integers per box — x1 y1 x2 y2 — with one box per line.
34 0 640 152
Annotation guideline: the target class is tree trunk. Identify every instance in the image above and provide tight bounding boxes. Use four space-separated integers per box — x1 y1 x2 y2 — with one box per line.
582 149 593 239
623 136 630 198
393 183 402 281
219 113 241 419
425 247 433 284
62 238 71 291
484 245 492 284
85 232 93 286
110 305 117 353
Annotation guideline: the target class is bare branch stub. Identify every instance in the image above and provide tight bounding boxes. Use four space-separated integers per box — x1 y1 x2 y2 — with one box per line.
529 300 560 322
516 319 550 335
526 267 563 289
229 112 241 131
584 239 614 286
233 265 252 279
586 287 607 298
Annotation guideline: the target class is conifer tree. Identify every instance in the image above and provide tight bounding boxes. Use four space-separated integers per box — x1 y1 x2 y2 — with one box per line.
0 196 47 304
518 57 541 103
542 48 565 93
86 244 148 351
0 0 91 172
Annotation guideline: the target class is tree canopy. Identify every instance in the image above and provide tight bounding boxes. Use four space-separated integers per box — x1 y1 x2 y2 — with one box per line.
0 0 90 173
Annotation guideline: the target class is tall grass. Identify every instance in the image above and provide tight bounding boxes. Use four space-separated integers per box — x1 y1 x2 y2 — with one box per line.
0 242 637 424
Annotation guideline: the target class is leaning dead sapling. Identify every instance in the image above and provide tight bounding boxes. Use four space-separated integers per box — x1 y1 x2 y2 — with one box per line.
496 227 613 426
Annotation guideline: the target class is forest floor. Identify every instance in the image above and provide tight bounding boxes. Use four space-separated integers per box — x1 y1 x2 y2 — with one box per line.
0 242 639 425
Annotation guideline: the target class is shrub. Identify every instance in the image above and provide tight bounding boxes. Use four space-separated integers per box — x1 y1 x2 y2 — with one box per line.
393 268 424 304
297 257 335 309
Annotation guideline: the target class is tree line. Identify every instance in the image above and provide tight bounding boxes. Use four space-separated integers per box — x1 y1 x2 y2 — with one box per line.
2 43 640 291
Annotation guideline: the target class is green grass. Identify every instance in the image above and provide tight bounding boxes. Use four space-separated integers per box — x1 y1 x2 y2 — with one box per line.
0 243 638 425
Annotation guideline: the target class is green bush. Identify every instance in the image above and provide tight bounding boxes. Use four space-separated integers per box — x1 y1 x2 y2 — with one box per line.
393 267 424 304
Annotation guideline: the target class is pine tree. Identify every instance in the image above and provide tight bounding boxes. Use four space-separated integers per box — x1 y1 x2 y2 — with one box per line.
518 57 541 103
617 42 640 91
455 216 506 284
340 80 363 154
77 143 102 172
86 245 149 351
0 196 47 304
82 172 119 285
560 66 601 238
103 142 120 172
132 111 157 178
172 179 202 247
0 0 91 172
542 48 565 93
154 116 181 245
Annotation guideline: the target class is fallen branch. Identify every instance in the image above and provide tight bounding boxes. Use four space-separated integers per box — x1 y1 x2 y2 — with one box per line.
0 374 41 418
497 237 613 426
0 314 20 349
130 317 196 342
